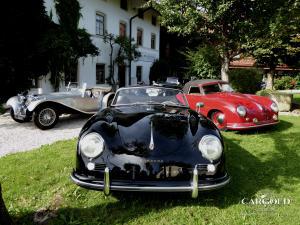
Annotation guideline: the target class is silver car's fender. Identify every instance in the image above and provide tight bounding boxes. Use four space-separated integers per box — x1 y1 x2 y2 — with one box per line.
26 99 97 114
26 99 48 112
101 92 115 109
6 96 21 112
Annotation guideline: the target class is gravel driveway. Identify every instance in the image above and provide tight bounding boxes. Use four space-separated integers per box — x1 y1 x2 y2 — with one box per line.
0 112 89 157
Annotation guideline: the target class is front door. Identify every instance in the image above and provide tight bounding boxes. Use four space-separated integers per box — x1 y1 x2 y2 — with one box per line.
118 65 126 87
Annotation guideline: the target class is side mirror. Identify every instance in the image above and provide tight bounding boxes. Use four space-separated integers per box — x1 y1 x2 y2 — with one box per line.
196 102 204 113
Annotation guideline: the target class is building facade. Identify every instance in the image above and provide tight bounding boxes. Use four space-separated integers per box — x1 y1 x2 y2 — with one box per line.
40 0 160 93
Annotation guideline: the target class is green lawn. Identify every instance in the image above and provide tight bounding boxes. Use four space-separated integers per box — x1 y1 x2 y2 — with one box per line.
1 116 300 225
293 94 300 104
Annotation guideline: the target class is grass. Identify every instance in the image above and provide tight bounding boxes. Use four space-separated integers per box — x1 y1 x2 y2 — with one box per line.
293 94 300 104
1 116 300 225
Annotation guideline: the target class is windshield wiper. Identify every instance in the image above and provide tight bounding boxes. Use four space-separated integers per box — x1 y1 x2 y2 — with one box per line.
160 102 188 108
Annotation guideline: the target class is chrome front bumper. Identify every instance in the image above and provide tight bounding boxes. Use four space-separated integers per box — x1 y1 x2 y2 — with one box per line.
70 168 230 198
7 96 29 120
13 106 28 120
227 120 279 130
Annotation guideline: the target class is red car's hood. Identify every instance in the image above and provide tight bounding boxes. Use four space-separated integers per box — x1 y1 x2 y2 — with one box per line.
206 92 270 110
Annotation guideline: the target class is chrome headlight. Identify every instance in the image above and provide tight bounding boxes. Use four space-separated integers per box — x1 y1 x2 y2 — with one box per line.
79 133 105 158
270 102 278 113
198 135 223 162
237 106 246 117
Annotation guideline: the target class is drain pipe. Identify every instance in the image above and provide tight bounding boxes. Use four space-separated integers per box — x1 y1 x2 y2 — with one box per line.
129 7 155 86
129 14 139 86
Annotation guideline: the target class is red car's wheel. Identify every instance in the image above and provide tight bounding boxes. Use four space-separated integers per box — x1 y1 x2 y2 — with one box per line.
211 111 227 130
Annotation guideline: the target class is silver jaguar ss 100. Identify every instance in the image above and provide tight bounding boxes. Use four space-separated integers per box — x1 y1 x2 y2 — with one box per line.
6 83 114 130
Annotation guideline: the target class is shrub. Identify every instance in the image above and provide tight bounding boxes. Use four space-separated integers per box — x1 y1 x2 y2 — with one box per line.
0 105 5 115
149 60 171 84
229 68 263 94
256 89 293 112
184 45 221 79
274 76 297 90
296 74 300 89
256 89 291 97
256 89 275 96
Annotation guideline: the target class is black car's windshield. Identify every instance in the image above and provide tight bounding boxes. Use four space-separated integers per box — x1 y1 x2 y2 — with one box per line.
112 87 188 107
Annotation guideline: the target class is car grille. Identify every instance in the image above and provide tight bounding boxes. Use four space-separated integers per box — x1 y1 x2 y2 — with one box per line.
196 164 208 173
94 163 106 171
108 164 211 181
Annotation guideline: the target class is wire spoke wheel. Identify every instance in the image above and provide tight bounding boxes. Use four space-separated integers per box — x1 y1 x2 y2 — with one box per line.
38 108 56 126
34 106 59 130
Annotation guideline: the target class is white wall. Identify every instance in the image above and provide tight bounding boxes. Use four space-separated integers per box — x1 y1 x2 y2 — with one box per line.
40 0 160 93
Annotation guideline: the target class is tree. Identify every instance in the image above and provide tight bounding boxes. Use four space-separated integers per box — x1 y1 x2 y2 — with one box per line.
103 34 117 87
103 34 140 90
184 45 221 79
245 0 300 89
0 0 51 101
149 59 171 83
45 0 99 90
159 27 192 81
152 0 285 81
0 0 98 99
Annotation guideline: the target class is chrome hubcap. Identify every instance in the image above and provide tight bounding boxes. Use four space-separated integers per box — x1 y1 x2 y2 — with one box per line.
217 114 225 124
38 108 56 126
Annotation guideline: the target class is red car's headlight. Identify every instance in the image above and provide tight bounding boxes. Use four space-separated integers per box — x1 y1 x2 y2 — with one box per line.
236 106 247 117
271 102 279 113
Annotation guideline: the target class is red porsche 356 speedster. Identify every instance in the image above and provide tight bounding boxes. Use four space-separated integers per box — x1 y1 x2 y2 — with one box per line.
183 80 279 130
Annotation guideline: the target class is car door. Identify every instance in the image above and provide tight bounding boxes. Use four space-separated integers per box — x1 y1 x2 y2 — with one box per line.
185 86 209 115
72 89 100 113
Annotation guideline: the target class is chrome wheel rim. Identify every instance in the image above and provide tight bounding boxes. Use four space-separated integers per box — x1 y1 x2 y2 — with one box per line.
212 112 226 129
38 108 56 127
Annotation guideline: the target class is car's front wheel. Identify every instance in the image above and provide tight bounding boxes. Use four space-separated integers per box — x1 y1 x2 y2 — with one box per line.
33 106 59 130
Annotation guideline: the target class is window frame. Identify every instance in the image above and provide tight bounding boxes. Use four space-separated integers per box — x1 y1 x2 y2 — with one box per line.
138 9 144 19
136 66 142 83
151 15 157 26
188 86 201 95
95 12 105 36
119 21 127 37
151 33 156 49
120 0 128 11
136 28 143 46
96 64 106 84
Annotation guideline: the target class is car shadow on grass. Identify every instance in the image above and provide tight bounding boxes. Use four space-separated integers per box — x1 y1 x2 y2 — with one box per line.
13 122 300 225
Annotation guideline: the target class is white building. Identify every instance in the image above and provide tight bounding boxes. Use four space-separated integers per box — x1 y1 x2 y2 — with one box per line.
40 0 160 93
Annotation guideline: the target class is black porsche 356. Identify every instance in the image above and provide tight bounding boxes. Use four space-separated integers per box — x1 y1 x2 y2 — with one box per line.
71 86 230 198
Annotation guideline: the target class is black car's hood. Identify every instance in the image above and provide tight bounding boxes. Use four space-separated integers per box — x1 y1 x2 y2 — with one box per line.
82 105 218 159
116 106 190 156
